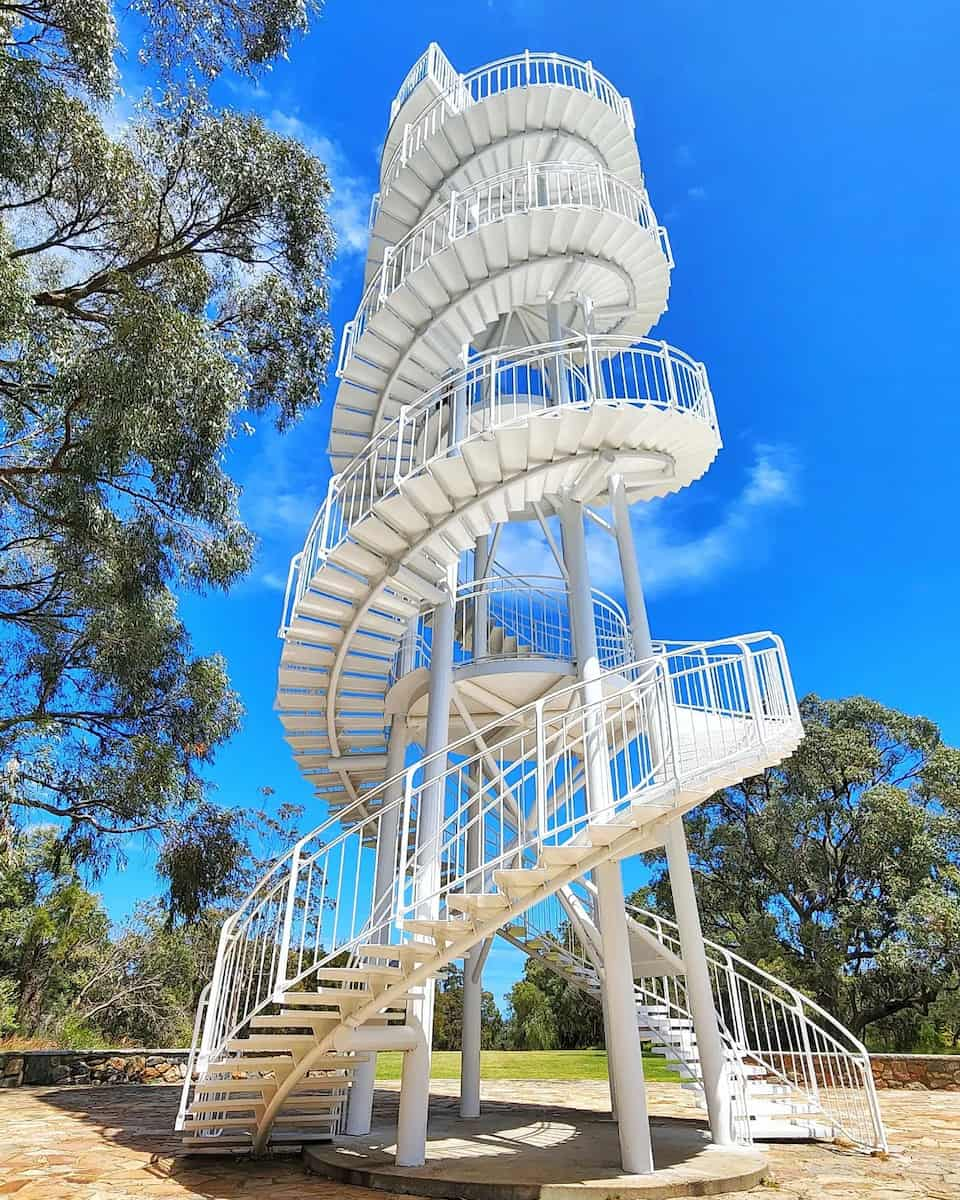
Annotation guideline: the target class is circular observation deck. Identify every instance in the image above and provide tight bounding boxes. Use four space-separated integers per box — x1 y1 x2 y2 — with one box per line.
330 162 672 470
368 50 643 282
276 334 719 809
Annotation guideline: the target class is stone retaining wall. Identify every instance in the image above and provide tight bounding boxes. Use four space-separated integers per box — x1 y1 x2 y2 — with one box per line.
1 1048 958 1090
870 1054 960 1090
0 1049 188 1087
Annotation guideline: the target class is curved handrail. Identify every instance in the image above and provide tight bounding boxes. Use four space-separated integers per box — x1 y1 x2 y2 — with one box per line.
381 50 634 194
625 903 886 1150
188 633 797 1104
284 334 715 634
388 572 632 685
387 43 462 127
503 881 885 1152
505 881 753 1144
344 161 661 379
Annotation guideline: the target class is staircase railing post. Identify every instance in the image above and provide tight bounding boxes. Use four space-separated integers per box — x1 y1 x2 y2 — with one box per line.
273 842 302 999
534 698 547 854
796 997 821 1108
723 950 750 1057
393 406 409 486
661 340 679 411
196 923 234 1072
738 639 768 747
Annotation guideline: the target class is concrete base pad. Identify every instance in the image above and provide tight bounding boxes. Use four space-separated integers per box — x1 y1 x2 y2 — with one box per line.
304 1106 768 1200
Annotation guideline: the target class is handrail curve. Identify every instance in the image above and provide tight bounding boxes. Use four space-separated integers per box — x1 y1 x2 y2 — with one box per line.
498 878 887 1153
389 572 632 684
344 161 662 380
182 634 799 1123
381 50 634 198
285 334 716 634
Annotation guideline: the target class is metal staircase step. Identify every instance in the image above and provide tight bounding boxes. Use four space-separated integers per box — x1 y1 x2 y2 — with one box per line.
194 1079 274 1095
208 1055 296 1072
272 1113 339 1126
249 1013 341 1030
447 893 511 915
539 845 589 867
493 867 551 891
189 1100 266 1115
400 918 475 941
226 1036 319 1054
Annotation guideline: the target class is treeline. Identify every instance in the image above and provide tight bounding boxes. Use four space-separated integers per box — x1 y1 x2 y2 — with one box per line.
0 829 608 1051
1 829 220 1048
433 960 604 1053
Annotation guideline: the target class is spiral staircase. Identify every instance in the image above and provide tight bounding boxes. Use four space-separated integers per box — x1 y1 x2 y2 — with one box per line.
177 45 887 1167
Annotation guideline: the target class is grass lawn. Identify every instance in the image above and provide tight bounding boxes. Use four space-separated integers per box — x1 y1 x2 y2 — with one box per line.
374 1049 680 1082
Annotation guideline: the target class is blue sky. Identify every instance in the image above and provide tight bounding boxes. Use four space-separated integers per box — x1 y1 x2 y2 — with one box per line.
100 1 960 1006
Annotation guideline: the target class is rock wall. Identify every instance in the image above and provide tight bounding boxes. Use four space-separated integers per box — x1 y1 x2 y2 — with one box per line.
870 1054 960 1091
0 1049 188 1087
1 1048 959 1089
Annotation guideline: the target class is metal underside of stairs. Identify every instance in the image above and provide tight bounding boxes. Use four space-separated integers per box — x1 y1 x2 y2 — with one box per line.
177 43 887 1165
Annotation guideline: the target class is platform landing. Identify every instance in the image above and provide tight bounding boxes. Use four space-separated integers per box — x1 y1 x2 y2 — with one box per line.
304 1106 768 1200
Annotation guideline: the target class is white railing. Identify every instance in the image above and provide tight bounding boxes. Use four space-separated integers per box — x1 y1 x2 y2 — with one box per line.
388 43 463 126
388 573 631 685
182 634 798 1131
283 334 715 633
349 162 660 375
626 905 887 1152
380 50 634 200
505 881 754 1145
494 875 886 1153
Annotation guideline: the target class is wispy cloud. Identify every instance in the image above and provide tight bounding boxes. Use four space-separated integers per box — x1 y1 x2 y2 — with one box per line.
496 444 798 597
674 144 696 168
687 185 707 201
259 570 289 593
236 420 331 591
268 110 371 259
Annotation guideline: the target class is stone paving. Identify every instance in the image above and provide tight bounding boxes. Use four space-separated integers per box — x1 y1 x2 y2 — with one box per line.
0 1080 957 1199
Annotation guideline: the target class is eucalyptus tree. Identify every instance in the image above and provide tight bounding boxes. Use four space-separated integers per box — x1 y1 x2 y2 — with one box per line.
637 695 960 1041
0 0 334 910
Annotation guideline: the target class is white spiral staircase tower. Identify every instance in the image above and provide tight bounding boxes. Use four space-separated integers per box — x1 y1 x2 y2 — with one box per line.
177 46 887 1170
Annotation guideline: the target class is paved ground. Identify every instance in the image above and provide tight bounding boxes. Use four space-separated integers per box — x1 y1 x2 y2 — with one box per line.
0 1080 957 1199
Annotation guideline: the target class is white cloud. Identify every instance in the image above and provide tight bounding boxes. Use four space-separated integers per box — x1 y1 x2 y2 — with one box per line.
687 185 707 201
236 421 331 591
260 570 289 592
495 444 797 597
268 110 371 259
674 144 695 168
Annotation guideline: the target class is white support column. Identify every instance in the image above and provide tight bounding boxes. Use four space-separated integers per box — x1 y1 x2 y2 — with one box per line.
546 303 571 407
346 715 408 1136
396 1014 431 1167
460 763 483 1118
450 343 469 453
599 983 618 1120
460 946 483 1118
400 582 456 1165
559 496 654 1176
474 533 490 660
663 817 734 1147
609 473 653 662
609 471 662 781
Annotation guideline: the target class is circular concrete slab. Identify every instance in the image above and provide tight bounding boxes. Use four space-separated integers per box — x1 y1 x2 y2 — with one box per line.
303 1108 768 1200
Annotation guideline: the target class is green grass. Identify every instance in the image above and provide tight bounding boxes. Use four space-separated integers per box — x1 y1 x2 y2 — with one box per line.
374 1049 680 1082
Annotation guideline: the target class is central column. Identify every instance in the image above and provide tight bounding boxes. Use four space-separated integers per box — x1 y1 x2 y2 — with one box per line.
460 760 484 1118
558 495 655 1176
664 818 735 1146
608 475 734 1147
396 579 456 1167
347 714 409 1136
